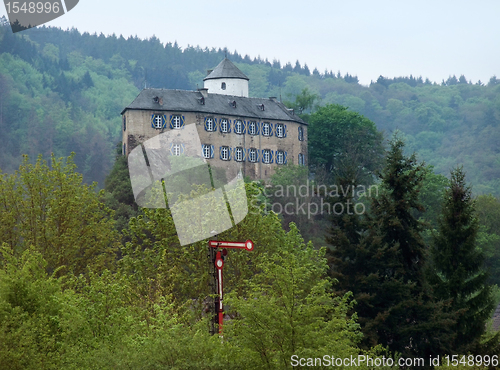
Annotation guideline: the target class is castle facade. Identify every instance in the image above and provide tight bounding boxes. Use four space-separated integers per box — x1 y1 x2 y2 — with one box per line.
121 58 307 180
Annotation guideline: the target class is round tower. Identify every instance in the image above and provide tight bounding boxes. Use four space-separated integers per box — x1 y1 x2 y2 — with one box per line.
203 58 249 97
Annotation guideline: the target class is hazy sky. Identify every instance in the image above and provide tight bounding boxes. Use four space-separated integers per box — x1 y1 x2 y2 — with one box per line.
1 0 498 85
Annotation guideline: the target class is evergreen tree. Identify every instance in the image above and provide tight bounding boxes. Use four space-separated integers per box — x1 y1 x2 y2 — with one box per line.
103 143 139 234
328 136 454 359
430 167 496 353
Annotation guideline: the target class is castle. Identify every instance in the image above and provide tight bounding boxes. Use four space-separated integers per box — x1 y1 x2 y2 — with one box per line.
121 58 307 180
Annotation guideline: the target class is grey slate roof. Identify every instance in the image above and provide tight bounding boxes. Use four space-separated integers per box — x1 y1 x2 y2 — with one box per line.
203 58 249 81
122 88 306 125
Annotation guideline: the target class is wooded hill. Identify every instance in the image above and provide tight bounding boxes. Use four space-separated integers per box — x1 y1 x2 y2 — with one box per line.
0 23 499 195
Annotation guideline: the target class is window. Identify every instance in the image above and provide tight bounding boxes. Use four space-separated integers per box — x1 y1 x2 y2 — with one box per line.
205 117 215 132
123 143 126 155
262 122 271 136
221 146 229 161
298 153 305 166
220 118 229 133
235 147 244 162
248 121 257 135
202 144 212 159
123 116 126 131
263 149 271 164
235 120 243 134
154 115 162 129
173 144 181 156
249 148 257 163
276 123 284 138
221 82 226 90
276 150 284 164
171 115 182 129
298 126 304 141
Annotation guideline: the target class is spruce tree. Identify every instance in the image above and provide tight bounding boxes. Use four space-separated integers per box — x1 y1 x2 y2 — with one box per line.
328 136 454 358
326 161 378 347
430 167 495 353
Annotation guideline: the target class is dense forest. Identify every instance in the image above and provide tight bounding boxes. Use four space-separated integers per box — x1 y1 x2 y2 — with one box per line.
0 21 499 195
2 21 500 369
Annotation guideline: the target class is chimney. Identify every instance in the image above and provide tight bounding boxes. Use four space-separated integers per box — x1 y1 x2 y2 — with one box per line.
198 88 209 98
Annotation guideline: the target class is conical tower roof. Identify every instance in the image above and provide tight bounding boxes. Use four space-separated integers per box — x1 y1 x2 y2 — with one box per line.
203 58 249 81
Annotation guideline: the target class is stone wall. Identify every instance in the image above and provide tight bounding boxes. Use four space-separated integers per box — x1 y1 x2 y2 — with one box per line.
122 109 307 181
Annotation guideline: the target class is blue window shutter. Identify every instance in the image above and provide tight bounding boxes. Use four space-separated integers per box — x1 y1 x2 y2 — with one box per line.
270 150 274 164
169 115 174 129
242 121 247 134
180 144 185 154
228 147 232 160
284 151 288 164
181 116 185 128
204 118 209 131
169 143 174 156
201 144 204 157
210 145 214 158
255 122 260 135
242 148 246 161
228 119 232 133
213 118 217 132
269 123 274 136
256 149 260 162
219 146 223 160
151 114 155 128
284 124 287 138
162 114 167 128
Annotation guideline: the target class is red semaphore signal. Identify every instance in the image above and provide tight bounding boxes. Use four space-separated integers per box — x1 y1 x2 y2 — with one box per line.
208 239 254 335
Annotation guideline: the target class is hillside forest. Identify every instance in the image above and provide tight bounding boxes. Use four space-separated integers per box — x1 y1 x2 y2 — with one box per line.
1 20 500 369
0 22 499 194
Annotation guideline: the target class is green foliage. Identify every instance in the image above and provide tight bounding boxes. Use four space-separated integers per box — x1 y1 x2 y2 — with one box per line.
102 143 140 233
225 224 364 369
284 87 320 115
308 104 384 184
430 167 497 353
0 247 66 369
328 135 455 359
0 154 118 276
476 194 500 286
1 25 500 197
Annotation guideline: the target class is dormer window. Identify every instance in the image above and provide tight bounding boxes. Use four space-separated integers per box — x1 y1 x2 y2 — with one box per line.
221 82 226 90
258 104 265 111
